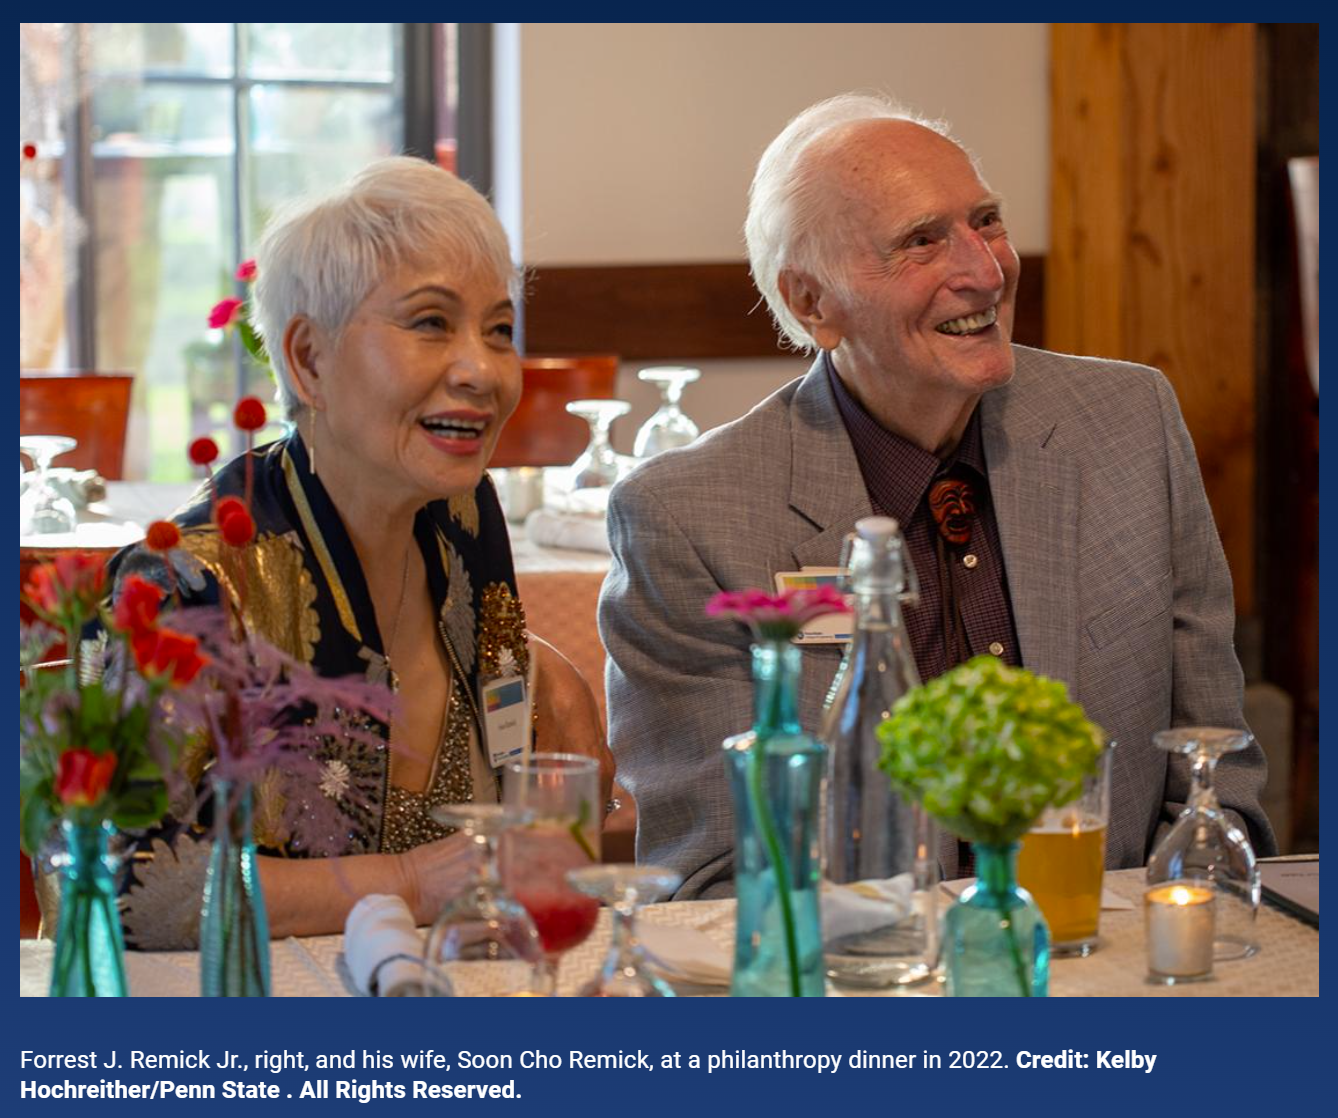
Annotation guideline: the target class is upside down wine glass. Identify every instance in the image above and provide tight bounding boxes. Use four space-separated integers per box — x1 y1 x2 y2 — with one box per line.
20 434 78 534
568 865 681 997
633 366 701 458
1146 727 1261 961
423 804 546 997
566 399 631 489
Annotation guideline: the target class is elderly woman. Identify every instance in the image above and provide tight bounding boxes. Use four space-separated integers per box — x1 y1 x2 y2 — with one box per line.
109 156 611 948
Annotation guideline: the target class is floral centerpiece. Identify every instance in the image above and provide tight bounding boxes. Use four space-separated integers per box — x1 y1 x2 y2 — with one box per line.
20 397 394 997
877 655 1105 996
706 586 847 997
20 555 202 996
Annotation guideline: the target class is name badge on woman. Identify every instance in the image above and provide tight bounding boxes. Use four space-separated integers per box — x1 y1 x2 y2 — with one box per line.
479 675 530 768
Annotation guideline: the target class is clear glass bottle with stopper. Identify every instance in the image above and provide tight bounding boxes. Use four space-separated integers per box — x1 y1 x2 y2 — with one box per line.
819 515 938 988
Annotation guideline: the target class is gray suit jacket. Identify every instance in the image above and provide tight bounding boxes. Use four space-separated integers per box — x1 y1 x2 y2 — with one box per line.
599 346 1276 898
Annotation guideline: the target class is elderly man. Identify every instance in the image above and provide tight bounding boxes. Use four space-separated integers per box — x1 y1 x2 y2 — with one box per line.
599 93 1275 898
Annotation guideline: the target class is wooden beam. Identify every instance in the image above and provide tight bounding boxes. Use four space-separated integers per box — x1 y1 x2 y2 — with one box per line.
525 256 1046 360
1048 23 1257 613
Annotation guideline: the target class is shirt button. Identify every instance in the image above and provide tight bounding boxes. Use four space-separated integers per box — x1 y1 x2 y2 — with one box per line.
988 641 1005 657
962 553 979 569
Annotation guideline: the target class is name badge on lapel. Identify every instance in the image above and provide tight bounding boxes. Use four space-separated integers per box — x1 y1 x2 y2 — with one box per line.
479 674 530 768
773 568 853 644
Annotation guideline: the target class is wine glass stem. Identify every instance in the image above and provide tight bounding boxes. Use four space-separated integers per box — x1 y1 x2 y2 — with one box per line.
611 901 635 949
1189 749 1218 809
475 832 501 888
533 955 558 996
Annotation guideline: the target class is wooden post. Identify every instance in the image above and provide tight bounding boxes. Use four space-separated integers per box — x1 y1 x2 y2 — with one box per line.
1048 23 1257 614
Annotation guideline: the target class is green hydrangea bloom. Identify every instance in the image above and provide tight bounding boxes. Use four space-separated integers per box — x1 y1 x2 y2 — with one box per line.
877 655 1105 845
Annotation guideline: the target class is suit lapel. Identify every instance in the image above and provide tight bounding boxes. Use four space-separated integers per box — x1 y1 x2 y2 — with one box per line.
981 360 1082 689
787 357 873 570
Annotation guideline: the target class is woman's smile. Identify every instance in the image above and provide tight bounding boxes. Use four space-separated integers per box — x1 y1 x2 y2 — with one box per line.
418 409 493 457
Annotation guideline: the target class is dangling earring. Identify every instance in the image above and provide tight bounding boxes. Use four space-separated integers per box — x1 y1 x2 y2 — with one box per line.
307 412 318 477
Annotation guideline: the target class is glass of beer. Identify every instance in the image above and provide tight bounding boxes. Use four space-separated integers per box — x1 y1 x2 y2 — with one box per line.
1017 742 1113 956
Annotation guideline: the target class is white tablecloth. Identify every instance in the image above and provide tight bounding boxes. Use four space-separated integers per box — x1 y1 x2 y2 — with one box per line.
18 869 1317 997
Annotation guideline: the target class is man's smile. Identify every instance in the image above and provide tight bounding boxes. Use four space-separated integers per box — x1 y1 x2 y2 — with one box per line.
935 304 999 336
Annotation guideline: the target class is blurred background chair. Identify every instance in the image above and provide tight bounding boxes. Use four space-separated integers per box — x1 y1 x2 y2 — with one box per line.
20 371 133 480
500 355 619 730
489 354 618 469
491 354 632 856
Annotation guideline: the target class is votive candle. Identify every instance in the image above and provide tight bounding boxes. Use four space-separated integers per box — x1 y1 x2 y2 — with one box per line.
1145 882 1215 982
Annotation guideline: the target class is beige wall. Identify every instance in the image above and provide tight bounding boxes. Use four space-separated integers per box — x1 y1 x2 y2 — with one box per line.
519 23 1050 264
514 23 1051 445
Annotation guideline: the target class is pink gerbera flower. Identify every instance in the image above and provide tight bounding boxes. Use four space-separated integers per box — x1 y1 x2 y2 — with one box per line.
706 585 848 642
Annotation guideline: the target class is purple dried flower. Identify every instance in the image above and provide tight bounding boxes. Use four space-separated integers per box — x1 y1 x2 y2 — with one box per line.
167 607 396 856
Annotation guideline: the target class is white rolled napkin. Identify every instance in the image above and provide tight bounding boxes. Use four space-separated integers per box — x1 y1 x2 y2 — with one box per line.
524 508 611 554
822 874 915 943
639 923 731 986
344 894 426 997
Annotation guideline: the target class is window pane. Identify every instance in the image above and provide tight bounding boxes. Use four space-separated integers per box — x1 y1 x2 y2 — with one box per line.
245 23 394 82
247 85 398 237
89 23 232 77
92 81 233 153
20 23 72 368
93 154 235 480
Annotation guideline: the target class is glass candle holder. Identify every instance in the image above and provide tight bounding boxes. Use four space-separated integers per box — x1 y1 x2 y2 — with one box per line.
1145 881 1216 985
1146 727 1260 960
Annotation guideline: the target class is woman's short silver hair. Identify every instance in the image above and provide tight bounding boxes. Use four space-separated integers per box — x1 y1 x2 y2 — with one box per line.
252 155 518 418
744 92 956 351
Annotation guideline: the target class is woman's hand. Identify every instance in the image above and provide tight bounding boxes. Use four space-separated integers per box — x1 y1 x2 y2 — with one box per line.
402 831 482 925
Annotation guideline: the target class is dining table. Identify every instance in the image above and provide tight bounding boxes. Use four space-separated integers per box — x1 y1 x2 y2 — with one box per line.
18 867 1318 997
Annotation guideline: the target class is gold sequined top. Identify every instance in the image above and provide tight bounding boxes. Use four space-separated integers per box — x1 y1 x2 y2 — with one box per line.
108 434 529 948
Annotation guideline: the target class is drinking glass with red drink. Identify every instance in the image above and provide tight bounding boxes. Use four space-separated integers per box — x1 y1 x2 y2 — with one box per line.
503 753 602 992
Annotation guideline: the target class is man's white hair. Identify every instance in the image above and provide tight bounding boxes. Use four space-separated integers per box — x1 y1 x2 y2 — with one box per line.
744 92 961 351
252 156 518 418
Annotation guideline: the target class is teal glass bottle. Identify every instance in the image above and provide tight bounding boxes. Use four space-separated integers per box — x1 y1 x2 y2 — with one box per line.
200 778 271 996
725 640 825 997
49 819 128 997
943 842 1049 996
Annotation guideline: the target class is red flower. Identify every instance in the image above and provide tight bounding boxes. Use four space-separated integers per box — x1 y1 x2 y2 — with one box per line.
208 297 245 330
235 259 257 283
219 507 256 547
233 396 267 432
132 627 207 686
22 553 106 617
55 749 117 808
215 496 247 523
112 575 163 636
189 437 220 466
144 520 181 552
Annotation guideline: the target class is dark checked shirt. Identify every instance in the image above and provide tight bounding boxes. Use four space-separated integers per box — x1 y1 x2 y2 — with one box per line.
827 355 1021 683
